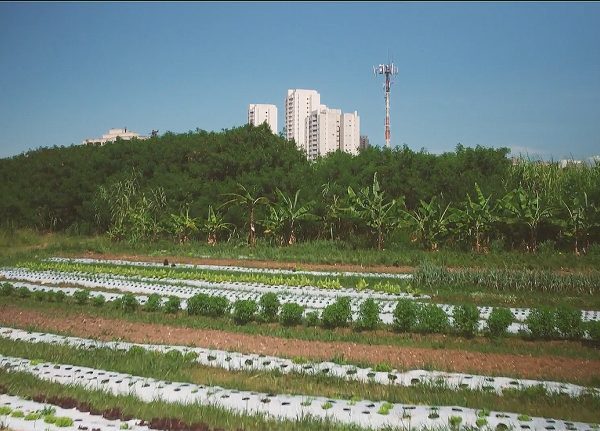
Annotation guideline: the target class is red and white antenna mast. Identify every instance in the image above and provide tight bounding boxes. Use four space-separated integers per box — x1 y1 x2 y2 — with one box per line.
373 62 398 148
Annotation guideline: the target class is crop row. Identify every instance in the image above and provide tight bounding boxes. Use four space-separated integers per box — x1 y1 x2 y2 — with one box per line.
0 392 149 431
47 257 412 280
1 354 596 431
1 326 595 398
3 281 600 342
20 260 418 296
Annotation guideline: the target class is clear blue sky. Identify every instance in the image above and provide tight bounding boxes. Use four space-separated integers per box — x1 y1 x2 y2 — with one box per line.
1 2 599 160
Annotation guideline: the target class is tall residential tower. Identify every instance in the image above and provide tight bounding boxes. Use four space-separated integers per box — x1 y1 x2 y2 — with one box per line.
248 104 278 134
285 89 321 153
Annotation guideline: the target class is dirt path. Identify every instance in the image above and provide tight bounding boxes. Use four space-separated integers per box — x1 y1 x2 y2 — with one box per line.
1 306 599 385
65 251 416 274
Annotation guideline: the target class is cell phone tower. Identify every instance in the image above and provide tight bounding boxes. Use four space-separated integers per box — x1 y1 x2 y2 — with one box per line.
373 62 398 148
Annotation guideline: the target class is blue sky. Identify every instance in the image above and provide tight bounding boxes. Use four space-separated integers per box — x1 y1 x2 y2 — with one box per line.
1 2 599 160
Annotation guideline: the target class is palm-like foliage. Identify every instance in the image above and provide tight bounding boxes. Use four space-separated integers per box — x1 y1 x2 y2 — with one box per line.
402 196 451 251
271 188 316 246
347 173 399 250
202 205 232 246
500 186 553 252
451 183 497 253
169 206 200 244
221 184 269 247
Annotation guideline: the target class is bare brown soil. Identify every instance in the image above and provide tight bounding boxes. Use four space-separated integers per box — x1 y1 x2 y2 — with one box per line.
2 306 599 385
68 251 416 274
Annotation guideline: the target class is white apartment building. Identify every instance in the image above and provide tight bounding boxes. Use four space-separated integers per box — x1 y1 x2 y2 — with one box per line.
306 106 341 160
82 128 148 145
305 107 360 160
340 111 360 156
248 104 278 134
285 89 321 153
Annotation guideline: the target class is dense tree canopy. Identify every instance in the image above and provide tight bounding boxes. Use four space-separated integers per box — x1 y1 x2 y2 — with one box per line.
1 124 597 252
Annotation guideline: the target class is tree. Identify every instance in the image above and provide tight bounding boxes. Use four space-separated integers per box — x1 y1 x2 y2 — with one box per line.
402 196 451 251
221 184 269 247
347 172 399 250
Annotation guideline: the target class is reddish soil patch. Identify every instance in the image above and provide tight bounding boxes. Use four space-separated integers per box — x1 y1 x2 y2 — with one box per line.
2 306 599 385
67 251 416 274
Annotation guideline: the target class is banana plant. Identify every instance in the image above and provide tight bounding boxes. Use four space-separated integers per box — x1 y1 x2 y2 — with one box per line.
272 188 316 246
560 192 598 255
347 173 399 250
451 183 497 253
221 184 269 247
402 196 451 251
261 205 286 246
500 186 553 253
202 205 232 246
169 205 200 244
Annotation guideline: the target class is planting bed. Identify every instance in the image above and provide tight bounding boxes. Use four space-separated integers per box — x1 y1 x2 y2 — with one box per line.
1 354 596 431
1 326 596 398
47 257 414 280
0 392 151 431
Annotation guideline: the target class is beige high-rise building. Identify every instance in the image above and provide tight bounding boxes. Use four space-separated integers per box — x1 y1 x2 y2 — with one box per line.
248 104 278 134
305 107 360 160
285 89 321 154
340 111 360 156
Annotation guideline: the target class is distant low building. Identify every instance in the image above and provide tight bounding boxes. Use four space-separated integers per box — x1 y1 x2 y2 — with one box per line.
82 128 149 145
359 135 369 150
559 159 584 168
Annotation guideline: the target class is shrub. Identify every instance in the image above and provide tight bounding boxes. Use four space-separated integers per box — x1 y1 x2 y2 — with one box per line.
304 311 320 327
144 293 162 312
453 304 480 337
393 299 417 332
416 304 449 334
119 293 139 313
17 286 31 298
0 283 15 296
526 307 557 339
259 292 280 322
355 298 381 331
320 297 352 329
555 306 583 339
33 290 47 302
53 290 66 302
587 321 600 342
92 295 106 307
486 308 513 337
164 296 181 314
232 299 257 325
279 302 304 326
187 293 229 317
72 289 90 305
